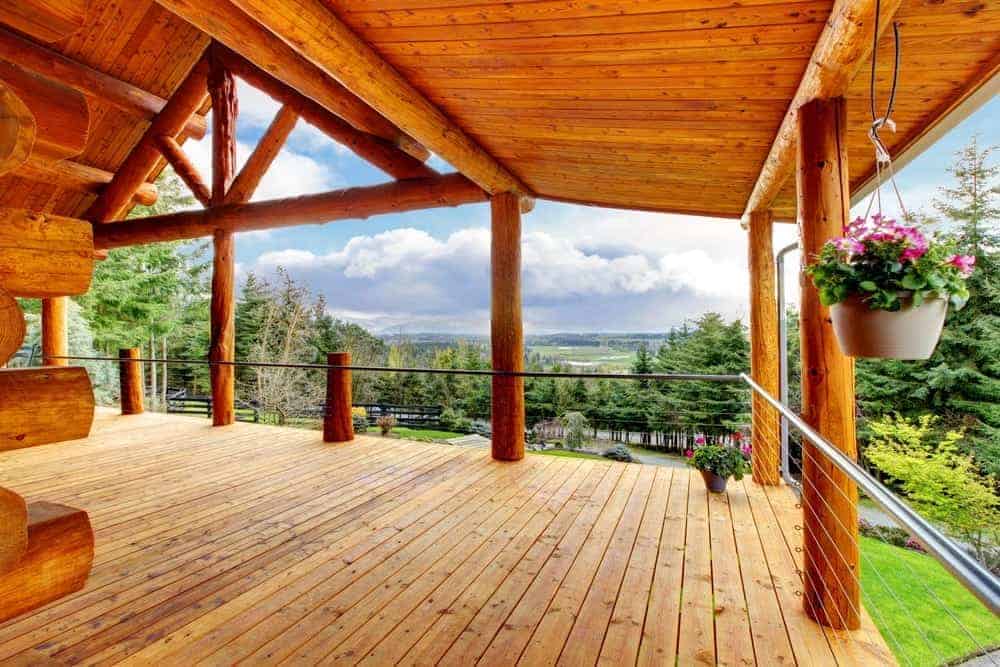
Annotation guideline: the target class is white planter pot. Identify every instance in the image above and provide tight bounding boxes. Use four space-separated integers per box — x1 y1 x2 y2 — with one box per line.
830 294 947 360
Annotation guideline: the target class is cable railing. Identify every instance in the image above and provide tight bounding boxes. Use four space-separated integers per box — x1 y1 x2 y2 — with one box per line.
744 373 1000 666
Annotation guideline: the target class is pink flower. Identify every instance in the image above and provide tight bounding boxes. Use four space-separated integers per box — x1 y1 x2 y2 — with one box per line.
732 431 743 442
684 449 694 459
740 444 752 457
694 434 706 446
898 227 928 262
948 254 976 277
833 237 865 256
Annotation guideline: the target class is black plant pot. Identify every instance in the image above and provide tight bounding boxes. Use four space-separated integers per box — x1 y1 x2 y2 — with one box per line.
699 470 728 494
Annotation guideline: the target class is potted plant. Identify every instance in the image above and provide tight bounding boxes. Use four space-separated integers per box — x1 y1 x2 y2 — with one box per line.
686 435 750 493
805 215 975 359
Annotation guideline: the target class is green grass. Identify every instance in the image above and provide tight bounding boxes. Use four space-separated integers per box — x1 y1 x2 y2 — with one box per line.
388 427 465 441
528 344 635 371
860 536 999 665
531 449 606 460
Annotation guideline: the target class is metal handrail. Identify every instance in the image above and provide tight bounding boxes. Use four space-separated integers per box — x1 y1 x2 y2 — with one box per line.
741 372 1000 616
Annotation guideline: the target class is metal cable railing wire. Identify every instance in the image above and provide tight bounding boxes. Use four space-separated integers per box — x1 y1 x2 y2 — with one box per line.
744 373 1000 666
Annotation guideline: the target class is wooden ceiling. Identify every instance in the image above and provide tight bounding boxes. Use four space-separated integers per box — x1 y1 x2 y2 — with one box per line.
0 0 996 222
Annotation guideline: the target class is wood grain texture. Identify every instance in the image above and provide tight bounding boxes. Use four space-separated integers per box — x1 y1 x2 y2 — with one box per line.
217 49 436 181
0 367 95 451
0 0 87 43
0 207 93 298
743 0 904 217
748 209 781 485
796 96 860 631
155 135 210 206
0 501 94 624
209 47 237 428
0 410 893 664
40 296 68 366
225 105 298 205
154 0 424 155
94 174 489 249
18 154 157 206
0 288 25 366
118 348 144 415
0 28 207 140
490 192 525 461
0 486 26 572
0 61 89 162
0 83 34 178
84 55 209 223
229 0 529 196
323 352 354 443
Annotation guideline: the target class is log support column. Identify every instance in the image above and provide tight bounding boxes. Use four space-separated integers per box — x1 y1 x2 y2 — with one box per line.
118 347 144 415
41 297 67 366
323 352 354 443
796 97 860 630
208 46 237 427
490 192 525 461
747 210 780 485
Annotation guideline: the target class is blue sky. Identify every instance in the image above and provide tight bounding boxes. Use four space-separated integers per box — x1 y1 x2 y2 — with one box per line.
186 85 997 334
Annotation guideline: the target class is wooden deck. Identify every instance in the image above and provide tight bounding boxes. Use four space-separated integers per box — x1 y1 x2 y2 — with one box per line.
0 410 894 666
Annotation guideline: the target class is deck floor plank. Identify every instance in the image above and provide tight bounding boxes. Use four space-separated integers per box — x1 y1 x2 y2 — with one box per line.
0 410 894 666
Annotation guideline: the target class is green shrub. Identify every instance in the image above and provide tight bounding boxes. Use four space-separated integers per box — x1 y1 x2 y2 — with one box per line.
560 411 588 450
602 445 634 462
439 407 472 433
686 444 750 480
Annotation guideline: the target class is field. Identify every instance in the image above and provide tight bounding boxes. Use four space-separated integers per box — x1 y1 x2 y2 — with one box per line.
529 344 636 371
860 536 1000 664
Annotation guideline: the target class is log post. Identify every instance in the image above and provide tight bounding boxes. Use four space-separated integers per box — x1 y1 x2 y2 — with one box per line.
796 96 860 630
208 45 237 427
490 192 525 461
118 348 144 415
40 297 68 367
323 352 354 443
747 210 780 485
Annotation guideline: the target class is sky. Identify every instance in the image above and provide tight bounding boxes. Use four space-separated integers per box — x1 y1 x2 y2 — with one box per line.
185 82 998 335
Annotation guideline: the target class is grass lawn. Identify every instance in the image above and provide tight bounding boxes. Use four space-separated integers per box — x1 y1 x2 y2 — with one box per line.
860 536 999 665
388 426 465 441
531 449 606 460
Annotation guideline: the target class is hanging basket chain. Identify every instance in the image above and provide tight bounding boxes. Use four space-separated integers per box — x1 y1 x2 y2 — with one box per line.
863 0 909 222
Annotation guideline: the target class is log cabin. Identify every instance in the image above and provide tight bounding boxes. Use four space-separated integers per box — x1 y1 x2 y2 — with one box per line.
0 0 996 664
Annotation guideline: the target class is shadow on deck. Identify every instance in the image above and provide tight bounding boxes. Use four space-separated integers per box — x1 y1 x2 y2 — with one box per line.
0 409 893 665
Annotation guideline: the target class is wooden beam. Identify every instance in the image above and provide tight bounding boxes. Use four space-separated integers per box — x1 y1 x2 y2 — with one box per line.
0 208 93 298
19 153 157 206
209 46 237 428
154 0 426 159
796 96 859 631
742 0 903 218
217 49 436 181
0 0 87 43
0 289 25 366
155 135 210 206
0 28 207 140
0 500 94 624
85 55 209 223
41 297 68 367
0 61 89 161
490 192 525 462
0 82 33 177
215 0 528 195
93 174 488 249
747 209 780 486
225 104 298 205
0 367 95 451
0 486 27 572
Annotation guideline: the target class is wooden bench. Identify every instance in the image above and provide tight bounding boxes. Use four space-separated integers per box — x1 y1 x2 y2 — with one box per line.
0 486 93 623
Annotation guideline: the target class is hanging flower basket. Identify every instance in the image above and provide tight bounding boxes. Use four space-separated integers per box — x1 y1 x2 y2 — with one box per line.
806 215 975 360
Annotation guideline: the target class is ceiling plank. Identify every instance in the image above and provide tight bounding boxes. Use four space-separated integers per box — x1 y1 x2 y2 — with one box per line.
227 0 530 196
154 0 427 160
0 28 207 140
742 0 904 218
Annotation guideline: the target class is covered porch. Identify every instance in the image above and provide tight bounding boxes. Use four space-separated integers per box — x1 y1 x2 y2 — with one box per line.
0 409 893 665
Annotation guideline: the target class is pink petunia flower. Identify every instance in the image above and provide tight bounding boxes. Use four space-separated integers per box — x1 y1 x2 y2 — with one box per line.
694 434 706 446
948 254 976 277
740 444 752 457
684 449 694 459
